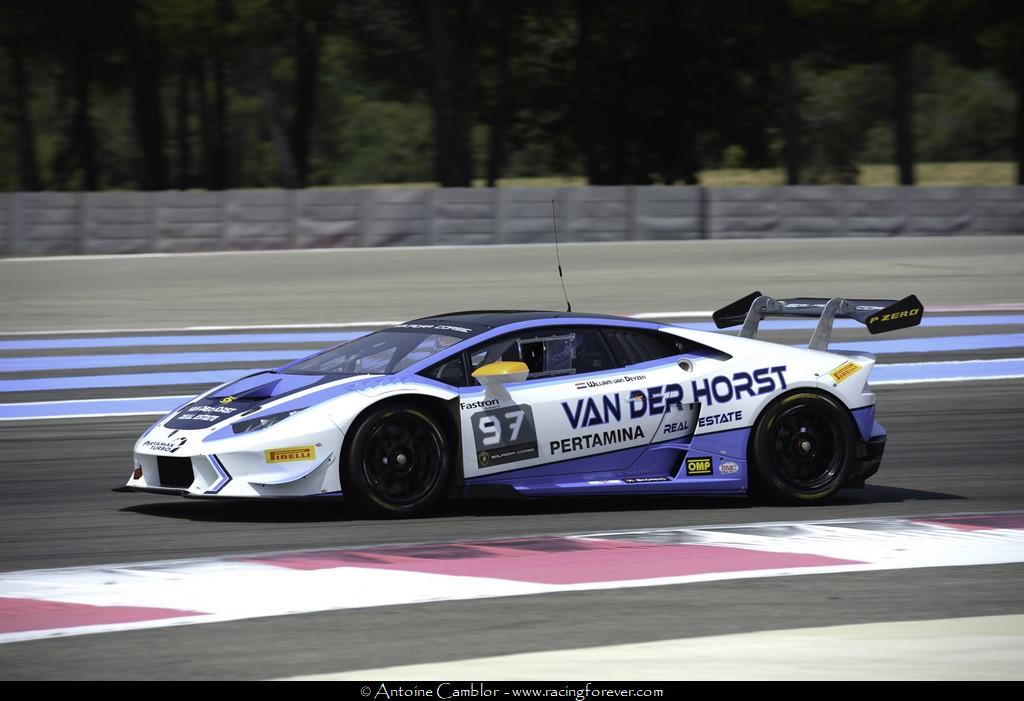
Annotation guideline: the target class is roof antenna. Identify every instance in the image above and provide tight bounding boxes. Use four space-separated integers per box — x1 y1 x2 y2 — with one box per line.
552 199 572 312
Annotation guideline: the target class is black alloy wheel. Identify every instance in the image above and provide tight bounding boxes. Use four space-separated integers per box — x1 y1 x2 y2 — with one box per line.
749 392 855 503
344 405 451 517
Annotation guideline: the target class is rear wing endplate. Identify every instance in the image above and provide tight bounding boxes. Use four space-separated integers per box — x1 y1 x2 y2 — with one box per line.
713 291 924 351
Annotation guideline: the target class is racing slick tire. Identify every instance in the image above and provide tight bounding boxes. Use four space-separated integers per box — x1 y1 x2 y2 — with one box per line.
342 403 452 517
748 391 856 503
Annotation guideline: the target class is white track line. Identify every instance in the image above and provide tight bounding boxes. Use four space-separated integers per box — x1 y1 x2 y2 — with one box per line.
287 614 1024 681
8 237 954 264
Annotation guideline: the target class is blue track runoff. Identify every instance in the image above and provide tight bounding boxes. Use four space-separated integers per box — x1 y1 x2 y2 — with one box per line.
826 333 1024 355
6 333 1024 374
0 396 188 420
0 331 363 351
0 350 308 373
3 314 1024 419
871 358 1024 383
0 369 254 393
1 314 1022 351
1 358 1022 420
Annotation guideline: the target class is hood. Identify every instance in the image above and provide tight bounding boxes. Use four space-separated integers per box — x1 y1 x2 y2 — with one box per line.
162 371 349 430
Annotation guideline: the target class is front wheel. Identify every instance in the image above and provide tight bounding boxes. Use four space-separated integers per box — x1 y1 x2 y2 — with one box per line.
748 392 855 503
342 404 451 517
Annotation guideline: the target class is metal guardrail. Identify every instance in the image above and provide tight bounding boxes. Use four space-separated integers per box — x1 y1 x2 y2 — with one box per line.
0 186 1021 256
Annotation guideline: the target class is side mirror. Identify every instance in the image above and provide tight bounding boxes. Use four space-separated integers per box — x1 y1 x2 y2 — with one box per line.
471 361 530 387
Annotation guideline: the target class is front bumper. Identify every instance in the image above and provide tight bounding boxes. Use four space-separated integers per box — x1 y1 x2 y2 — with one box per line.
128 447 344 498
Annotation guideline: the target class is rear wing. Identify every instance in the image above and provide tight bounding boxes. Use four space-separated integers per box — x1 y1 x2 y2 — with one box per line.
713 291 924 351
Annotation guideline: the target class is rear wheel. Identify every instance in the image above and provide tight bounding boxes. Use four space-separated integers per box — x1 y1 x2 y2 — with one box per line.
749 392 855 503
343 404 451 517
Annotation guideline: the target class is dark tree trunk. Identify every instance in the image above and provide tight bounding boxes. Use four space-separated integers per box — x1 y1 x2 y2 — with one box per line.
129 13 166 190
261 76 300 188
781 58 801 185
425 0 473 187
196 62 217 190
574 1 599 184
289 17 323 188
176 67 191 189
1016 78 1024 186
893 48 915 186
678 133 699 186
485 3 512 187
51 73 72 190
9 43 42 190
212 49 229 190
71 40 98 190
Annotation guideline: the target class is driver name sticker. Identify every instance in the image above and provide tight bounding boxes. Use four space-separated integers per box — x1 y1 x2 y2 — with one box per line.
471 404 539 468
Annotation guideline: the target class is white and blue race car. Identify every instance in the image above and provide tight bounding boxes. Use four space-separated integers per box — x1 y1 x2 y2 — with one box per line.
126 292 923 516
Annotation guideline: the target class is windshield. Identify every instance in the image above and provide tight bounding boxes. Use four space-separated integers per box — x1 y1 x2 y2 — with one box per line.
283 330 462 375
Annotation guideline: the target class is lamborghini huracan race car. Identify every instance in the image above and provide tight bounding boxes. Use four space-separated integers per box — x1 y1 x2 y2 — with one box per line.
126 292 923 516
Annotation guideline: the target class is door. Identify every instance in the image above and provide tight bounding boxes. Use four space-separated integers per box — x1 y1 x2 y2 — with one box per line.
457 326 697 481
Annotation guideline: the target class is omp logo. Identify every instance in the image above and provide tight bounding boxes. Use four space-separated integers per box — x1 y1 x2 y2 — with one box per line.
265 446 315 463
686 456 713 476
219 396 236 404
829 361 862 384
868 308 920 324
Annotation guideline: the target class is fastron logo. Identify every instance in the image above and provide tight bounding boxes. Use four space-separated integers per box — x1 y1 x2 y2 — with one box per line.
461 399 500 410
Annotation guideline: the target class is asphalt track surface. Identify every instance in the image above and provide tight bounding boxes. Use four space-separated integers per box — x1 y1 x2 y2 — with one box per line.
0 237 1022 680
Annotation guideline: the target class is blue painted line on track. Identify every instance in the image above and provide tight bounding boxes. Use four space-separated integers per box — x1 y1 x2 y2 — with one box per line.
825 333 1024 355
0 332 364 352
0 369 253 393
0 350 306 373
2 358 1023 419
8 333 1024 374
0 315 1022 352
690 314 1024 333
0 396 188 420
872 358 1024 383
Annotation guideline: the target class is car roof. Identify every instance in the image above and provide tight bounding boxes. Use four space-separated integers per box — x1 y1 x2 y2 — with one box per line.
409 309 634 331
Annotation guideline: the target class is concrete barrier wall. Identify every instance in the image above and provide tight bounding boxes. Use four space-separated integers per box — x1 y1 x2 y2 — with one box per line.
1 186 1020 256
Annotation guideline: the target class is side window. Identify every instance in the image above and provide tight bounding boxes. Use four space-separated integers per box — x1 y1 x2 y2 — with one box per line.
602 328 687 365
467 328 617 382
422 353 469 387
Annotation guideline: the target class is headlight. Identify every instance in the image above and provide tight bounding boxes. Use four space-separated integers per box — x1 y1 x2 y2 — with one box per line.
231 409 301 434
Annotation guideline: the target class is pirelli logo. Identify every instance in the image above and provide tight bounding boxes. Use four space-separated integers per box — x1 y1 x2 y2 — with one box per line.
686 456 713 476
265 446 316 463
829 361 862 384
